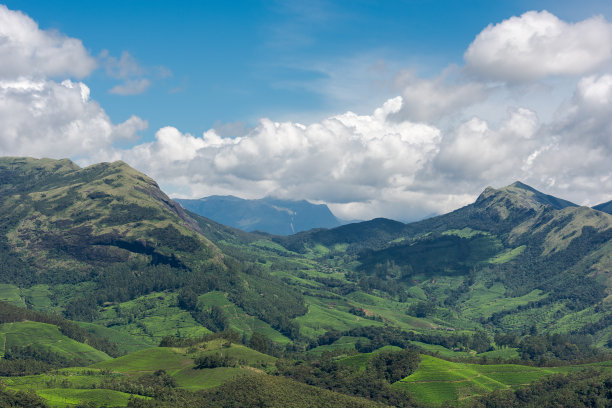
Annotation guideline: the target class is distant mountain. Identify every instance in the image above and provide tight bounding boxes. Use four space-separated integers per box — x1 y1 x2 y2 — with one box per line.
176 195 342 235
594 200 612 215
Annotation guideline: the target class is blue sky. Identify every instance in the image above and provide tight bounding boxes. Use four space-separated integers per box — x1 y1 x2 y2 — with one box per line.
2 1 612 220
6 0 611 135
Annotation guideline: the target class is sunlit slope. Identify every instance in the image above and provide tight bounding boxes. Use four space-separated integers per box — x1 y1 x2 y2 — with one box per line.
0 157 218 276
393 354 612 405
0 321 110 364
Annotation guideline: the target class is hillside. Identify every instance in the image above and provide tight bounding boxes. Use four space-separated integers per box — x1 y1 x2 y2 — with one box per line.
272 181 612 345
176 195 342 235
594 200 612 215
1 159 612 407
0 157 217 277
0 157 307 342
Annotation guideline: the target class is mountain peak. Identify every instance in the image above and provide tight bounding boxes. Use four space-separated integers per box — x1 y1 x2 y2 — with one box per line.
475 181 577 218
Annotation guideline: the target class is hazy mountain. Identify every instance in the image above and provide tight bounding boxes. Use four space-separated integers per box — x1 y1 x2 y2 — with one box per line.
176 195 342 235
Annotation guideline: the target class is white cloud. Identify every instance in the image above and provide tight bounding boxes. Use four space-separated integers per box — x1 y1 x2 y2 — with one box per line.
4 4 612 221
102 50 144 79
116 97 445 220
0 78 147 159
100 51 155 95
109 79 151 95
551 74 612 149
391 70 488 122
465 11 612 82
0 4 96 79
435 108 540 183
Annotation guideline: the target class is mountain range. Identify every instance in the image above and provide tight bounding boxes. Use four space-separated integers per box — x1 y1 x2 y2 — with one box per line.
1 157 611 407
176 195 343 235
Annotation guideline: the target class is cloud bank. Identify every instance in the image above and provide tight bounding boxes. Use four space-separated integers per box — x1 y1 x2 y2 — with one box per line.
2 5 612 220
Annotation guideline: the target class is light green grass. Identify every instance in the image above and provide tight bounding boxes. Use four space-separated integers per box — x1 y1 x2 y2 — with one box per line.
90 347 189 374
94 292 212 345
21 284 53 309
295 297 384 338
487 245 526 264
2 369 120 391
395 355 612 405
0 284 24 306
338 345 403 371
190 339 277 366
308 336 369 354
409 341 472 358
172 366 253 389
75 321 154 353
0 321 110 363
458 282 545 320
442 228 488 239
36 388 147 407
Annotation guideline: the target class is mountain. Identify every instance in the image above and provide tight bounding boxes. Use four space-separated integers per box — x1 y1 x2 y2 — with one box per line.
275 181 612 344
0 156 217 277
0 157 307 336
278 181 580 251
2 160 612 407
176 195 342 235
594 200 612 215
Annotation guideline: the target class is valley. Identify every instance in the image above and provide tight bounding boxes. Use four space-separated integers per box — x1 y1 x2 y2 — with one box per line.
0 157 611 407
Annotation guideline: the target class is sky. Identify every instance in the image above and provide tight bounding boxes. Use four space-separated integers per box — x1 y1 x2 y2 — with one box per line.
2 1 612 221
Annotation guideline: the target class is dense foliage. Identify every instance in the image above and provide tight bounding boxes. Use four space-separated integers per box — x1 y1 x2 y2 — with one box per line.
276 349 420 407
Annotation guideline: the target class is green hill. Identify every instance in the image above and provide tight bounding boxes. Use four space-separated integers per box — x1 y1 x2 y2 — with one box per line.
393 354 612 405
0 157 307 345
2 157 612 406
0 321 110 365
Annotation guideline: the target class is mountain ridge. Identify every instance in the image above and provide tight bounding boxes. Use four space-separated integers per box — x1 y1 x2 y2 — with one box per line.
176 194 342 235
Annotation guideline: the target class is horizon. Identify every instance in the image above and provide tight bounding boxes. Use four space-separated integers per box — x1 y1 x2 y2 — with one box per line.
2 1 612 220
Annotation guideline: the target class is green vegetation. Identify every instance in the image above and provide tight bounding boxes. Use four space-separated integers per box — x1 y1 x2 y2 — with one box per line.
2 158 612 407
0 322 110 364
394 354 612 405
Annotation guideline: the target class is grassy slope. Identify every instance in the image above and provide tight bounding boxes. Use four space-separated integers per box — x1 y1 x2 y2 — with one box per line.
393 354 612 405
0 321 110 363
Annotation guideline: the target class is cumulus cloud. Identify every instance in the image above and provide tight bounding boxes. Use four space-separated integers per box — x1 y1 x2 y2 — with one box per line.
116 97 446 220
0 78 147 159
0 5 97 79
391 70 488 122
551 74 612 149
435 108 539 182
0 5 147 163
4 4 612 221
465 10 612 82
